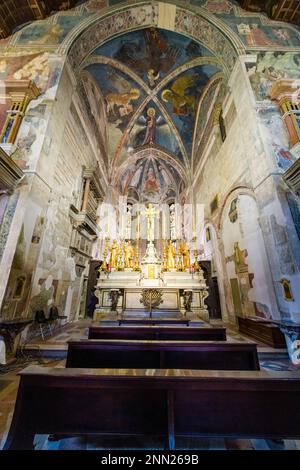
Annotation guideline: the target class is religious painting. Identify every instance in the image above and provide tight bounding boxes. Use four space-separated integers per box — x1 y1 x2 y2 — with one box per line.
86 63 145 130
118 155 182 204
94 28 213 85
272 145 296 171
226 242 256 316
125 102 185 164
248 52 300 101
12 276 26 300
191 1 300 47
161 65 219 155
84 0 107 11
202 0 233 14
280 278 294 302
0 52 62 95
237 23 280 47
144 166 160 194
210 195 219 215
16 16 84 46
31 215 45 244
228 198 238 223
258 107 296 172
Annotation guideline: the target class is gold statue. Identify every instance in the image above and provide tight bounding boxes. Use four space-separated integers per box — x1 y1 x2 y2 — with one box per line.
124 240 134 269
109 240 119 269
181 240 190 270
167 240 176 270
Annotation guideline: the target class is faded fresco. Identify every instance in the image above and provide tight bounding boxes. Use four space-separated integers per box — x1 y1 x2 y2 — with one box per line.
223 195 275 319
258 107 297 172
247 52 300 101
191 0 300 48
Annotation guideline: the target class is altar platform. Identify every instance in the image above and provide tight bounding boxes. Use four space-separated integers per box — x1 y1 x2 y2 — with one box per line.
94 270 209 321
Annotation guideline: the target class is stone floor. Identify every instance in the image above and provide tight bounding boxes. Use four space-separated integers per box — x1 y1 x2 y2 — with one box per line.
0 319 299 450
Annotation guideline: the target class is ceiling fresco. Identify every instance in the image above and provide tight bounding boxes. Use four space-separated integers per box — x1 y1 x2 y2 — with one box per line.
94 28 213 85
118 152 184 203
84 27 221 169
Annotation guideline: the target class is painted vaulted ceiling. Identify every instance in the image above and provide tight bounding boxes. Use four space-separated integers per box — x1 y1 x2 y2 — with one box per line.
83 28 221 173
0 0 299 40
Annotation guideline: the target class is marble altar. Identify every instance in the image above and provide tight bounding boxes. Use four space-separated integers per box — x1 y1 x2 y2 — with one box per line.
94 269 209 321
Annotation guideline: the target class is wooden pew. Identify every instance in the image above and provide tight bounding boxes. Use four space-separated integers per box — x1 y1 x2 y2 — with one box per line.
66 340 260 371
237 316 286 348
4 366 300 450
88 325 227 341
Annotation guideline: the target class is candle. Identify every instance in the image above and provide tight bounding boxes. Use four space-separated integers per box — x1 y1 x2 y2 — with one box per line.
162 208 166 240
136 212 140 239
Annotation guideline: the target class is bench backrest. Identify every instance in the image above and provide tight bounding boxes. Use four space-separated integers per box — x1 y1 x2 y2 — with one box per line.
88 326 227 341
66 340 260 370
4 366 300 450
118 319 191 326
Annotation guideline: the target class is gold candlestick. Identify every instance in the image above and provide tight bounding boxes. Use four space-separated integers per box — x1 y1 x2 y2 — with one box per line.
161 239 168 272
194 249 200 272
177 240 184 272
100 236 110 271
133 237 141 272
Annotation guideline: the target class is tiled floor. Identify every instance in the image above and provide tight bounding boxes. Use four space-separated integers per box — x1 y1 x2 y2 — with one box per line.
1 319 299 450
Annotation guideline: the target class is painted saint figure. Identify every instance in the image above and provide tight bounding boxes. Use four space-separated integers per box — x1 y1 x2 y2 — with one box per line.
144 168 159 193
142 108 156 145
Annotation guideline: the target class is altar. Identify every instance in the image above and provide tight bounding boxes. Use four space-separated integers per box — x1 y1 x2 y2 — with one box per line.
94 202 209 321
94 270 209 320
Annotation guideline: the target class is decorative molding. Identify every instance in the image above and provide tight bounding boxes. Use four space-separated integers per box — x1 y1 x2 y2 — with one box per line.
0 147 23 193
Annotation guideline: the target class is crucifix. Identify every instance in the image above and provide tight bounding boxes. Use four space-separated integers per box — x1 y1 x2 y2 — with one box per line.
141 203 160 242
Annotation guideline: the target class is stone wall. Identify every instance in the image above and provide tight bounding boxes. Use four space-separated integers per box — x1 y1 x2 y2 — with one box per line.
0 62 107 320
194 57 300 322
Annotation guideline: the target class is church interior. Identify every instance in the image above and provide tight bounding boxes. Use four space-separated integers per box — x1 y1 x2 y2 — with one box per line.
1 0 300 452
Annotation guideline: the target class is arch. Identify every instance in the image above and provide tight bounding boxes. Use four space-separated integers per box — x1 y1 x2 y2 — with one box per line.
62 2 244 75
116 146 188 186
218 185 256 231
201 220 228 321
192 73 224 170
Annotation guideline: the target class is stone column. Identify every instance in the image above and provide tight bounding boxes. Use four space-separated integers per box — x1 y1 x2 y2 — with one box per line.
81 168 94 213
269 79 300 148
81 178 91 213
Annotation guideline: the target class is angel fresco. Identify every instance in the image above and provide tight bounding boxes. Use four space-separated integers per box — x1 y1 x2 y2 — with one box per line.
106 88 140 117
161 75 198 116
114 28 180 81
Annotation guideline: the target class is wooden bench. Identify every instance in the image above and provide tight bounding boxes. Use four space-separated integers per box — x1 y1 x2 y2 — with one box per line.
66 340 260 371
88 325 227 341
237 316 286 348
117 319 191 326
4 366 300 450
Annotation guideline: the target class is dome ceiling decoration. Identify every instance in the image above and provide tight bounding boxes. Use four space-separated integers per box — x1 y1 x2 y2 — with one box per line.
116 149 186 203
83 28 221 169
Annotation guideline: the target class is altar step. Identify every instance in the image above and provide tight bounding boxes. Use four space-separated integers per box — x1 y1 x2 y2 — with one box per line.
122 308 181 319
